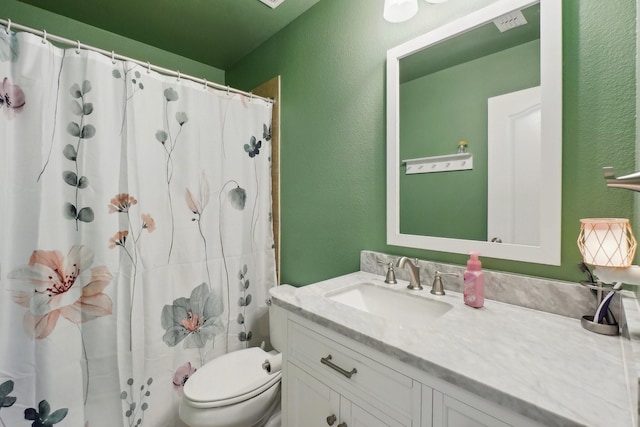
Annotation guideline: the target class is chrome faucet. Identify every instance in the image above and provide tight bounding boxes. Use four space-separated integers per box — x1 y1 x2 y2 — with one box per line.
396 257 422 290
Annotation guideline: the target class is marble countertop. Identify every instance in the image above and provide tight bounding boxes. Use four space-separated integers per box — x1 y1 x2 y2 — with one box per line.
270 271 636 427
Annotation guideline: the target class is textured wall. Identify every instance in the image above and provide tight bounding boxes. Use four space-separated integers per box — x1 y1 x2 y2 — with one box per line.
227 0 637 286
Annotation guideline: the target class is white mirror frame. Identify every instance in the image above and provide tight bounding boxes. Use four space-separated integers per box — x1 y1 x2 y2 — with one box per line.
386 0 562 265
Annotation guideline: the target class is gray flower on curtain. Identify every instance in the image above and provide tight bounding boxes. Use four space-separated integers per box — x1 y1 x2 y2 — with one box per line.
156 87 189 263
263 123 272 141
228 186 246 210
164 87 179 102
161 283 224 349
112 66 145 134
243 136 261 158
24 400 68 426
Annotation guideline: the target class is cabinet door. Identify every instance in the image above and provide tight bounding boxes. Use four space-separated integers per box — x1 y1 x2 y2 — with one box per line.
341 396 411 427
433 391 510 427
286 362 341 427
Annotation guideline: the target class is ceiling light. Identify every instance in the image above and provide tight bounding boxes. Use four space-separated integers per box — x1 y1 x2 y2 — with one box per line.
383 0 418 23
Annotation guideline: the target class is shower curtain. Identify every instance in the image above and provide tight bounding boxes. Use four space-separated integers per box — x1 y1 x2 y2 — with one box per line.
0 27 276 426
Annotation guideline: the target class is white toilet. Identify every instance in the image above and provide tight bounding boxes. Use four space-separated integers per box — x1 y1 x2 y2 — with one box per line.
179 305 285 427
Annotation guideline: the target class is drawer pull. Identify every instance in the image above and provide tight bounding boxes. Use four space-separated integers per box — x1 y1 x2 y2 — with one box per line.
326 414 337 425
337 423 348 427
320 354 357 379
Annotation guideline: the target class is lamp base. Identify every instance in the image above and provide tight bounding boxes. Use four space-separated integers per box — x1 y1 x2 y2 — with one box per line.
580 315 619 336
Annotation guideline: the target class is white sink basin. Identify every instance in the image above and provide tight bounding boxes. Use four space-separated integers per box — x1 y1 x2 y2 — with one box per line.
327 283 452 323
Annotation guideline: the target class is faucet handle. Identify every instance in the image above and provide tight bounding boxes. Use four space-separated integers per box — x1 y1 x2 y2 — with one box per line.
377 260 397 284
431 271 458 296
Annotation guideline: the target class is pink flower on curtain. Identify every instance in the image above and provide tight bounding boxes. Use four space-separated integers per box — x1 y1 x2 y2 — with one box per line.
107 193 138 213
172 362 197 395
0 77 25 118
9 245 113 339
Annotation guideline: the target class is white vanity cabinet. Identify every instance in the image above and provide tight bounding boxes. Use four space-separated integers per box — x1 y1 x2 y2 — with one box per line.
287 362 404 427
284 316 418 427
281 312 541 427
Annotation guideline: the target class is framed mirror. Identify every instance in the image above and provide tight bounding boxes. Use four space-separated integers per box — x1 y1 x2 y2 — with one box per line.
386 0 562 265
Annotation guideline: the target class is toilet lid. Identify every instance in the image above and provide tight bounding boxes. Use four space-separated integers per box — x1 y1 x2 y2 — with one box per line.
183 347 281 407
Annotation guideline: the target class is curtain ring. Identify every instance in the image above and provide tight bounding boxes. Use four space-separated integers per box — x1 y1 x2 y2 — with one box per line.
75 40 81 54
203 78 207 89
226 86 230 96
41 29 47 44
147 61 151 74
5 19 11 35
111 51 116 64
177 71 181 82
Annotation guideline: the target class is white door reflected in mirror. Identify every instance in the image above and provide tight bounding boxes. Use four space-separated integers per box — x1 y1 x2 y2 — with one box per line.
487 85 541 246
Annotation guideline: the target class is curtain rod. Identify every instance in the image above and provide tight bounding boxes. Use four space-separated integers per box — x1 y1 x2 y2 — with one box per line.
0 18 273 104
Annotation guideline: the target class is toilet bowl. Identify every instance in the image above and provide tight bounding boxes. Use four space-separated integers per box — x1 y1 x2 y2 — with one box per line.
179 304 286 427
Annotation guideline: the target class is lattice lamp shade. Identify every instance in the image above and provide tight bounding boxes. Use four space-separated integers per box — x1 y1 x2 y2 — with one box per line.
577 218 637 267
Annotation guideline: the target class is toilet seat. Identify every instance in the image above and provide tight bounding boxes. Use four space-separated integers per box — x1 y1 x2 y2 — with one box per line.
183 347 282 409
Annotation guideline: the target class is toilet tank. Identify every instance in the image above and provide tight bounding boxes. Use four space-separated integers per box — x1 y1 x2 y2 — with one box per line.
269 303 286 352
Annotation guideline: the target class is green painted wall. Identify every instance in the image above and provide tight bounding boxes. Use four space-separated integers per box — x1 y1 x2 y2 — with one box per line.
3 0 225 84
6 0 635 287
228 0 637 286
399 40 540 240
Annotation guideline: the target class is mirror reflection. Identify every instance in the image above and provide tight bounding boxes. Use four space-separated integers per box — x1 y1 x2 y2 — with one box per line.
399 4 540 244
386 0 562 265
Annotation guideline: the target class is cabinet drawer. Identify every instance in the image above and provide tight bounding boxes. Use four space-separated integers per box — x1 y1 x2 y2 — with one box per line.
288 319 414 417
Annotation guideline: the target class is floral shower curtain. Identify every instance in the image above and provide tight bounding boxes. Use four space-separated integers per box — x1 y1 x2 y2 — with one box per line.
0 26 276 427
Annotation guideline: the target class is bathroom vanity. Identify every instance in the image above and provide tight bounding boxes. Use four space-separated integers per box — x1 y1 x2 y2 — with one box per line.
270 268 639 427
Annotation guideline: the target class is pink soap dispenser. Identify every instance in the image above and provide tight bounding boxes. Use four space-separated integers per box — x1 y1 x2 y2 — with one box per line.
463 252 484 308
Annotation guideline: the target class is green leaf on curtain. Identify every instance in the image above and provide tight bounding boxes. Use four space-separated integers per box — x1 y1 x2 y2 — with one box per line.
0 379 16 409
83 103 94 115
77 176 89 189
47 408 69 423
77 207 95 223
63 144 77 160
63 171 78 186
245 294 252 306
67 122 80 137
112 69 122 79
81 125 96 139
237 313 244 324
63 202 77 219
70 84 82 98
82 80 92 94
38 400 50 419
70 100 83 116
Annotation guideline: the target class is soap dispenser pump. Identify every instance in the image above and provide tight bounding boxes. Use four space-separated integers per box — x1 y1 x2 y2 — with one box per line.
463 252 484 308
